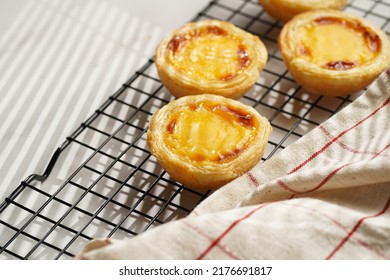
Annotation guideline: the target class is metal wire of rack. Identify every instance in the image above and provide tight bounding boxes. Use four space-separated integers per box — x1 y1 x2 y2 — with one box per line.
0 0 389 260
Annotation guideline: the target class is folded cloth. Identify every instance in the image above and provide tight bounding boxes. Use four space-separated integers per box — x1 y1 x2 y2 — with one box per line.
76 68 390 260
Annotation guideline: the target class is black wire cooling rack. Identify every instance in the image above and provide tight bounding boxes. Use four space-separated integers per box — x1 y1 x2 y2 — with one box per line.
1 0 389 260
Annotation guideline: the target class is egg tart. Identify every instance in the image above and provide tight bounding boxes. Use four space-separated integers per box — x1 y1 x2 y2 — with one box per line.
147 94 272 190
278 10 390 96
154 20 268 99
259 0 347 23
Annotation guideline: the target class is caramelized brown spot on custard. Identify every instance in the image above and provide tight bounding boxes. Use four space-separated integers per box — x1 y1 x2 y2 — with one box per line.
238 45 250 69
219 45 251 81
167 34 186 54
325 61 357 70
314 17 342 26
192 153 206 162
218 148 242 162
220 73 236 81
166 119 177 134
364 31 380 52
236 113 254 127
207 26 227 36
167 25 228 54
298 45 311 56
212 104 255 128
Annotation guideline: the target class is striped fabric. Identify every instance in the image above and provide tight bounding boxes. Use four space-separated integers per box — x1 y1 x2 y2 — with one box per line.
77 68 390 260
0 0 165 202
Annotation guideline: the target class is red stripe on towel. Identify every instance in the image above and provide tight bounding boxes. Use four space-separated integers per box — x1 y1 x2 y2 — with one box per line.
196 203 271 260
247 172 260 187
182 220 241 260
326 196 390 259
282 202 389 259
319 126 390 158
288 98 390 175
277 143 390 194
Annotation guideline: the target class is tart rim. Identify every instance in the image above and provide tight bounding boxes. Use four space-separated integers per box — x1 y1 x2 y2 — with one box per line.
147 94 272 189
155 20 268 99
258 0 348 22
279 10 390 77
277 10 390 95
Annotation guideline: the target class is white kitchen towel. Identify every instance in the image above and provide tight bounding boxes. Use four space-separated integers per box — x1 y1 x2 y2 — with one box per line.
75 67 390 260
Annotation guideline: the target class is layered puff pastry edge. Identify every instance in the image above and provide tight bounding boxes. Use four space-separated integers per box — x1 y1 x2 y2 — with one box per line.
259 0 347 23
155 20 268 100
278 10 390 96
147 94 272 190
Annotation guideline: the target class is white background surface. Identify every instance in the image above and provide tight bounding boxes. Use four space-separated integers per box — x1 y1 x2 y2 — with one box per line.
0 0 210 203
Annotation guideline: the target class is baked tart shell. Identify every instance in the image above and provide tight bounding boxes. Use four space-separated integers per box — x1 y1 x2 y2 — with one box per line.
147 94 272 190
278 10 390 96
155 20 268 100
259 0 347 23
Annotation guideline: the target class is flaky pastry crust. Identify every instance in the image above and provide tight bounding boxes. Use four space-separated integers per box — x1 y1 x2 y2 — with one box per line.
259 0 347 22
278 10 390 96
147 94 272 190
155 20 268 99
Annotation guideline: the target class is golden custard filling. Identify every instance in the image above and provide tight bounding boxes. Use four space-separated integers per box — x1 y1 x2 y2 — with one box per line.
166 26 250 81
163 102 258 165
297 17 381 70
